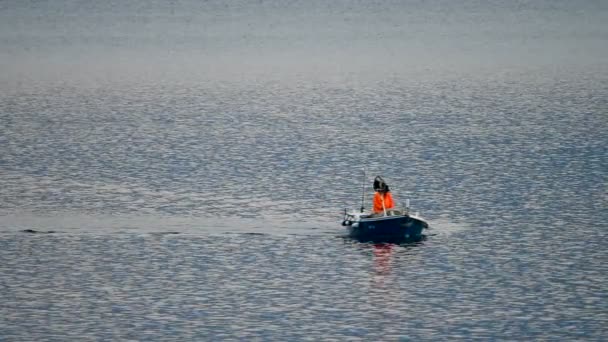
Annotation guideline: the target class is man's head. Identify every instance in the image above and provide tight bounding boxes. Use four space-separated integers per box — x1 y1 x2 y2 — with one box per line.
373 176 390 192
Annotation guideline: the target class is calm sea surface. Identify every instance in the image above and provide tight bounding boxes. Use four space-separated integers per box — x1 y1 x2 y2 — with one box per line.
1 0 607 340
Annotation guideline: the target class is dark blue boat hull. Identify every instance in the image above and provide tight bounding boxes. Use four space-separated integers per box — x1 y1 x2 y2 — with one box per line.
346 215 427 243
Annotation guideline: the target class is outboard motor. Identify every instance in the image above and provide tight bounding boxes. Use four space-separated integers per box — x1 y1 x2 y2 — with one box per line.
341 208 351 226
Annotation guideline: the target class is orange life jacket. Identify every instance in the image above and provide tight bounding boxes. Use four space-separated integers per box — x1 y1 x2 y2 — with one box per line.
372 192 395 213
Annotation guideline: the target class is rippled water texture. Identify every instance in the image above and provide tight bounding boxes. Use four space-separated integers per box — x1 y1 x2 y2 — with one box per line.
1 0 607 340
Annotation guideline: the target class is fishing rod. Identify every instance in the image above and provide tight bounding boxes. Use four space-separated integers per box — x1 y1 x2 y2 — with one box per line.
360 167 366 212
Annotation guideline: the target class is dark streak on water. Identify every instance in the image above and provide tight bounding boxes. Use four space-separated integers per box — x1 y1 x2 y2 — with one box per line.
1 0 607 340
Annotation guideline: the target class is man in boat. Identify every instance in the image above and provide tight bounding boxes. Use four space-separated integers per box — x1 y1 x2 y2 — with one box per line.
372 176 395 215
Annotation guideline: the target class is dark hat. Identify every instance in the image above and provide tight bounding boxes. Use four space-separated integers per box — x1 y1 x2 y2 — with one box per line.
373 176 390 192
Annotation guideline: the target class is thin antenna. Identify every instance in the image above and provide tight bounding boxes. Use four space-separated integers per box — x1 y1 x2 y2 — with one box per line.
360 167 366 212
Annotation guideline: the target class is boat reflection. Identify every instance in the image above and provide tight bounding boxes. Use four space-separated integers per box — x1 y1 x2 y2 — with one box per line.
342 237 425 290
372 243 394 287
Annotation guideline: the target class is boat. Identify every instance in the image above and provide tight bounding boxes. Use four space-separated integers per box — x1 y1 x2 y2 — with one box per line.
341 173 429 243
341 206 429 243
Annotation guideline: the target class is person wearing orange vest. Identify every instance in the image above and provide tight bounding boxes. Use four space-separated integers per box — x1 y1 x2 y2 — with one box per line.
372 176 395 214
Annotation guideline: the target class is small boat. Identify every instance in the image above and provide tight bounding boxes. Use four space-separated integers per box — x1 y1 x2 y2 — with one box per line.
342 173 429 242
342 207 429 243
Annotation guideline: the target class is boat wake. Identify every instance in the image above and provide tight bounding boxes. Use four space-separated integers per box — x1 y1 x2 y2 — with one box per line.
0 212 339 237
424 215 470 237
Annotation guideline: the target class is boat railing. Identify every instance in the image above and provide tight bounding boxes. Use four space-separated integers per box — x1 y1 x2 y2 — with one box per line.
384 208 408 216
343 200 411 220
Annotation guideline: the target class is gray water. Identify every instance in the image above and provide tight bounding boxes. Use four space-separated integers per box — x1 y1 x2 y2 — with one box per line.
1 0 607 340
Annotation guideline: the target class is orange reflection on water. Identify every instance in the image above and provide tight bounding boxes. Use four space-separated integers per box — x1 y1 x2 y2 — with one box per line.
372 243 394 287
